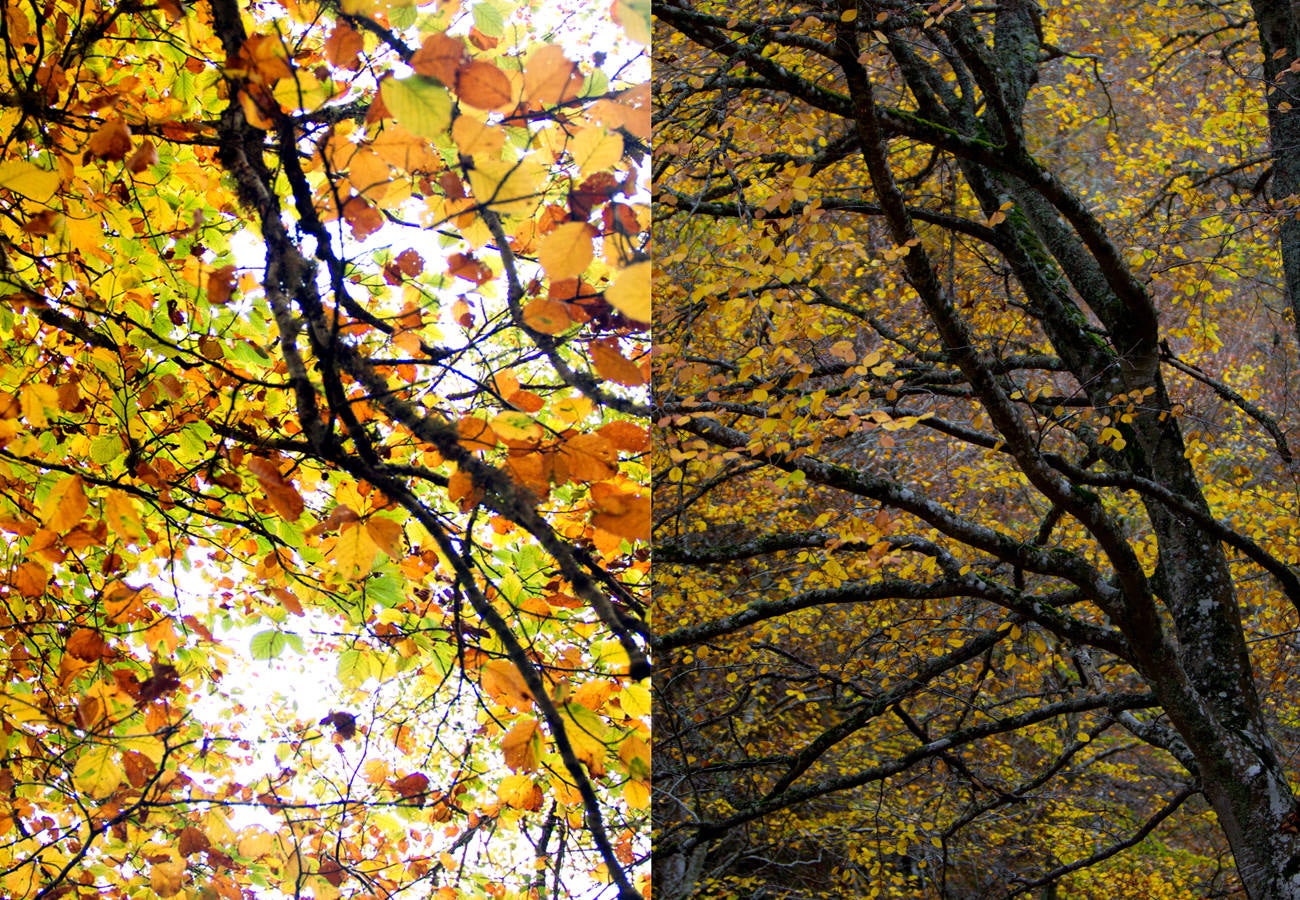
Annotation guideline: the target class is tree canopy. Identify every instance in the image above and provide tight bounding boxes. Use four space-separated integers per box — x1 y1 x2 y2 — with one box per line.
654 0 1300 896
0 0 650 897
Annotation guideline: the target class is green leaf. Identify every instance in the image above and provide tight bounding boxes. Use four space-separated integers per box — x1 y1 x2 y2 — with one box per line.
472 2 506 38
381 76 452 140
249 629 289 661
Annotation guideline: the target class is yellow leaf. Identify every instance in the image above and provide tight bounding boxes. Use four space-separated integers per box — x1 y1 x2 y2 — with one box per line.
560 701 610 776
119 734 166 764
149 857 186 897
618 682 651 719
491 410 543 443
20 383 57 428
452 114 505 157
332 522 378 578
570 127 623 180
73 745 123 799
467 157 546 217
623 778 649 809
497 773 543 810
237 829 278 861
104 490 144 543
538 222 596 282
604 260 650 323
0 160 60 201
613 0 651 44
43 474 88 533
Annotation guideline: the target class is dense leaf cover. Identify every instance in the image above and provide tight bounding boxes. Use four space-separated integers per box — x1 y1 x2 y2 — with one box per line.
0 0 650 897
654 0 1300 896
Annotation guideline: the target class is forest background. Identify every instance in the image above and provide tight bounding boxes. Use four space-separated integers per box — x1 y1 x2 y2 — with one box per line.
653 0 1300 897
0 0 651 898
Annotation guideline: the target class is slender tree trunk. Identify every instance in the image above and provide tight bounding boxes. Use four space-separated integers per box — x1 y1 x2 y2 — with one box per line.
1250 0 1300 346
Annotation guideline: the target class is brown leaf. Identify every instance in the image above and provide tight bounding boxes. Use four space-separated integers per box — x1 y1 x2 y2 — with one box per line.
341 196 384 240
447 252 493 285
207 264 237 305
395 248 424 277
126 139 158 174
177 826 211 856
87 118 133 161
123 749 158 789
391 772 430 800
318 859 346 887
246 457 305 521
138 661 181 703
320 710 357 740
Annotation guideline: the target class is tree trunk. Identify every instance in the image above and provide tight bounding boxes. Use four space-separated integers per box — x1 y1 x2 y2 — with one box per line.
1250 0 1300 347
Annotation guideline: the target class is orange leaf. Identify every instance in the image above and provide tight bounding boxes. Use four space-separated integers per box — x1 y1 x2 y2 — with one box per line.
522 298 572 334
557 432 618 483
13 561 48 598
501 718 540 772
598 420 649 452
410 32 466 85
455 61 514 111
590 338 646 386
270 586 305 616
447 252 493 285
67 627 111 661
481 659 532 710
457 416 499 451
524 45 583 106
448 469 481 511
506 452 550 498
324 22 364 70
589 483 650 542
366 516 404 559
246 457 305 521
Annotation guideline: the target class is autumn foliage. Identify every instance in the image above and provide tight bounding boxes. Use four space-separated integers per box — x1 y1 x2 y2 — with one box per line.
0 0 648 897
655 0 1300 897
